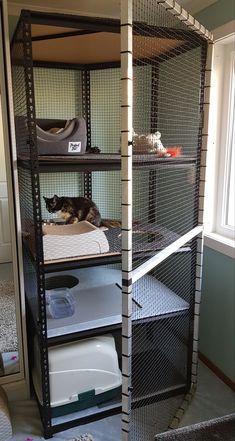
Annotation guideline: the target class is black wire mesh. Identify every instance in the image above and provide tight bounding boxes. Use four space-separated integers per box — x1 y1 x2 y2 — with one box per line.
18 167 36 255
131 0 206 438
131 395 184 441
11 20 30 157
92 171 121 218
131 0 205 271
90 69 121 153
40 172 84 220
11 18 51 429
131 241 198 440
10 6 207 437
34 67 83 119
132 163 197 269
33 67 84 220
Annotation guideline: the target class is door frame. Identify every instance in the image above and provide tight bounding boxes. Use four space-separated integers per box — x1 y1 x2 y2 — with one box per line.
0 0 29 397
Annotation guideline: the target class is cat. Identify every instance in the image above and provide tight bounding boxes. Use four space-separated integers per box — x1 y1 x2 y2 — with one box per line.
43 194 121 228
43 195 101 226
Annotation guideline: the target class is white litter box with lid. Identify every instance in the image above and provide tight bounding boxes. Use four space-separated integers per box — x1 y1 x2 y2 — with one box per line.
33 334 121 417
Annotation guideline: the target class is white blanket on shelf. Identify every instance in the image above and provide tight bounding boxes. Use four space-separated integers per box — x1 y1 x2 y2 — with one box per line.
43 230 109 261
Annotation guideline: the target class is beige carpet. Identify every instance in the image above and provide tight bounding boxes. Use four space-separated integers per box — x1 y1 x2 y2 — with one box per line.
0 280 18 353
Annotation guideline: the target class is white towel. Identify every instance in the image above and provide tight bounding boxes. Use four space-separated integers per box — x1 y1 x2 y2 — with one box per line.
43 230 109 261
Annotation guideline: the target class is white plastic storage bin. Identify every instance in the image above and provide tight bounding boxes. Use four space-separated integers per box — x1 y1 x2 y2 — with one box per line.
33 335 122 417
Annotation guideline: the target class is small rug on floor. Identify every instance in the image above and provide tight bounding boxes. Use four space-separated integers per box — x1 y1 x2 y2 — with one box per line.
0 280 18 352
155 413 235 441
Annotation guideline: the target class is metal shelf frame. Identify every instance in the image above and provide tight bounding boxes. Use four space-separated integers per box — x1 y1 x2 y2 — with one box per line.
10 3 212 438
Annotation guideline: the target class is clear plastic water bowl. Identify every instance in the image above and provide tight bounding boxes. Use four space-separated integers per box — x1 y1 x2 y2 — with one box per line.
46 288 75 319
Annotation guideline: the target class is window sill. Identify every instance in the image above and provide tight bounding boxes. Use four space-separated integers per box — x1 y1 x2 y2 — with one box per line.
204 232 235 259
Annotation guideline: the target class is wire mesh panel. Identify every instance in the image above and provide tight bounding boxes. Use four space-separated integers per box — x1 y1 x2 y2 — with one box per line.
90 68 121 153
11 14 51 434
40 173 84 220
130 0 207 439
131 395 184 441
18 167 41 353
132 163 197 269
132 0 206 263
92 170 121 219
130 241 198 440
40 170 122 263
34 67 84 218
11 19 30 158
34 67 83 119
10 4 210 437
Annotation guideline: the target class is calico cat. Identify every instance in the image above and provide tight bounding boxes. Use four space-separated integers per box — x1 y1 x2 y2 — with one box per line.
43 195 102 227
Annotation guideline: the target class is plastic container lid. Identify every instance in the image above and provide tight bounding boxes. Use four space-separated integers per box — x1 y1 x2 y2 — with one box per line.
46 288 75 319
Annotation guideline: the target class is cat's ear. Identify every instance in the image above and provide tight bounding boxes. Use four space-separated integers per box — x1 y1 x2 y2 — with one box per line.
43 196 47 201
54 194 59 200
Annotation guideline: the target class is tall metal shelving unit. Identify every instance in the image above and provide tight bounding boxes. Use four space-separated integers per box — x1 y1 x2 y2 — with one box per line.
10 0 212 439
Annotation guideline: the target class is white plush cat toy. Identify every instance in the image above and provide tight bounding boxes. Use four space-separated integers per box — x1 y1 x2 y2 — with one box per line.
146 131 168 155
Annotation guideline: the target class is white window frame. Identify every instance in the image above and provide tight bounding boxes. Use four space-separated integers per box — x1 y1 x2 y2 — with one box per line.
204 22 235 259
215 47 234 239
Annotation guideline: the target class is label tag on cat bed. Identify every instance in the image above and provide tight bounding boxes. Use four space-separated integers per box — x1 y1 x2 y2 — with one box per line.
68 141 81 153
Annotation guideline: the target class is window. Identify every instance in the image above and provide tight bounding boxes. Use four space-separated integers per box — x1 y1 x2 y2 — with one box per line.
204 28 235 257
216 47 235 239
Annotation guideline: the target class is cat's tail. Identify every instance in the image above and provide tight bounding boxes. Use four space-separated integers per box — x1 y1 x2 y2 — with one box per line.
101 219 121 228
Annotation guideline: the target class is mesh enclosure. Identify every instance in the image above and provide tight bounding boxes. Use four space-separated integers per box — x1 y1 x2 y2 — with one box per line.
131 0 206 271
11 19 31 157
90 69 121 153
34 67 84 219
17 167 39 260
40 173 84 220
11 16 51 429
131 241 198 439
34 67 83 119
41 170 122 262
10 4 208 438
130 0 206 438
131 395 184 441
132 164 197 269
92 171 121 219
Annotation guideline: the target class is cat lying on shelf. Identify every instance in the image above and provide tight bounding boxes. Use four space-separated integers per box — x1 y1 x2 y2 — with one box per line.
43 195 120 228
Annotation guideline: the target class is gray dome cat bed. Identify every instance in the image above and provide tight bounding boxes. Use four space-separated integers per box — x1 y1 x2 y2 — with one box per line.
36 117 87 155
0 386 12 441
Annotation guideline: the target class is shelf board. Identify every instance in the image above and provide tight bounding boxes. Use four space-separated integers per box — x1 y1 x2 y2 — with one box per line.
23 221 192 274
29 16 200 67
41 223 191 271
43 248 191 273
18 153 197 172
132 384 187 409
49 383 187 433
27 267 189 343
42 268 189 340
51 397 121 426
49 396 121 434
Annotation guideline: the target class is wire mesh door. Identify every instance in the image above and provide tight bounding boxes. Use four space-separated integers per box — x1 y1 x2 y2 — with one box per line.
121 0 209 440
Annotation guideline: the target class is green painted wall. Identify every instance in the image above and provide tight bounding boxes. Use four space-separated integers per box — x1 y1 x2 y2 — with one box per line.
200 247 235 382
195 0 235 31
196 0 235 383
8 15 18 39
